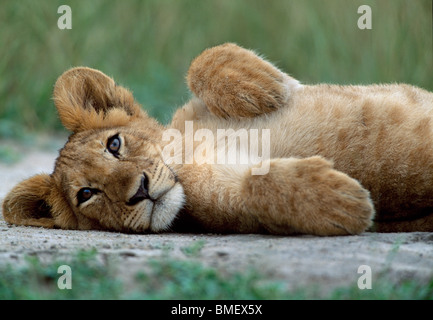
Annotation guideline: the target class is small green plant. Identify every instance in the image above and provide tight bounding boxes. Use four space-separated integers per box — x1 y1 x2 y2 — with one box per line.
180 240 206 257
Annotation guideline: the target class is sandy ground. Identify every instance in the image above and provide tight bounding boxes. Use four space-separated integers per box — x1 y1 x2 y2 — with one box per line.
1 140 433 294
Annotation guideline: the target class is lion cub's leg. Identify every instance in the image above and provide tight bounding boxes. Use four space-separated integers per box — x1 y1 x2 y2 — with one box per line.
170 97 210 132
241 157 374 235
187 43 301 119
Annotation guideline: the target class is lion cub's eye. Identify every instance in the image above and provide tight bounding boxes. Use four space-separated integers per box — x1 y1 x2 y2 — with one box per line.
77 188 98 205
107 134 121 156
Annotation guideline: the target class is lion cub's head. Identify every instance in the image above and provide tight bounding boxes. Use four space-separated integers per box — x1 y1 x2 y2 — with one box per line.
2 67 185 232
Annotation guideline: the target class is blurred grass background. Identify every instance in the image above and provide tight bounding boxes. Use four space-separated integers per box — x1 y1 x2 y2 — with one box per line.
0 0 432 137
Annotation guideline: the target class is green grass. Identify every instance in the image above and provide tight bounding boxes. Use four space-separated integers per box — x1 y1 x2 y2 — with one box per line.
0 0 432 137
1 247 432 300
0 145 21 164
331 278 433 300
0 248 290 300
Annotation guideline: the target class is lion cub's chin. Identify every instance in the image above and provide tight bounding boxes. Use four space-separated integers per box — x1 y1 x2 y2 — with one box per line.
148 183 185 232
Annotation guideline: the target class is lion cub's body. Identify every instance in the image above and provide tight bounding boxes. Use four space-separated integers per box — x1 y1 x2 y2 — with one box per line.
171 82 433 233
3 43 433 235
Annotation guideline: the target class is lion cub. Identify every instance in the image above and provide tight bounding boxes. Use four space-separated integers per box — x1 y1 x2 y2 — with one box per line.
3 43 433 235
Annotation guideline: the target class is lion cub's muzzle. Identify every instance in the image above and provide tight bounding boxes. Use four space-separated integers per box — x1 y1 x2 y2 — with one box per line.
127 174 150 206
121 168 185 233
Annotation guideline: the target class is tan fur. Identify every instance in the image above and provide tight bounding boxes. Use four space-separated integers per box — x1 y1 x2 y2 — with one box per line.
3 43 433 235
187 43 300 118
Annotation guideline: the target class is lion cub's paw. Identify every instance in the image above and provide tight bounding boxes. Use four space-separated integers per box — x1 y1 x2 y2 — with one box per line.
187 43 301 118
244 157 375 236
301 158 375 235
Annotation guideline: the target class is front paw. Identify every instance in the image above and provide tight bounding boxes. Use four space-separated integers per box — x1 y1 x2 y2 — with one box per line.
243 157 375 235
300 158 375 235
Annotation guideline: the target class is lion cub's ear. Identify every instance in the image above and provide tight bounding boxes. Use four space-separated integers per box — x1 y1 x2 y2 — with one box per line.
53 67 146 132
2 174 76 229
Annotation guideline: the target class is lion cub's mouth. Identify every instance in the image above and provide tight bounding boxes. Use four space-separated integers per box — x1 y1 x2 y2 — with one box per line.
147 183 185 232
124 173 185 233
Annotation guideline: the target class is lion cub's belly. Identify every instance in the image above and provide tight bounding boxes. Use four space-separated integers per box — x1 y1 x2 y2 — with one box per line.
191 84 433 219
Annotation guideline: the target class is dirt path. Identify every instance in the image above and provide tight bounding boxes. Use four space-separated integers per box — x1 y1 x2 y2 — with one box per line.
1 141 433 294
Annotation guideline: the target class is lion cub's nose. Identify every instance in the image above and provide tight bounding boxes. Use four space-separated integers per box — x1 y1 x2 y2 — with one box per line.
127 175 150 206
